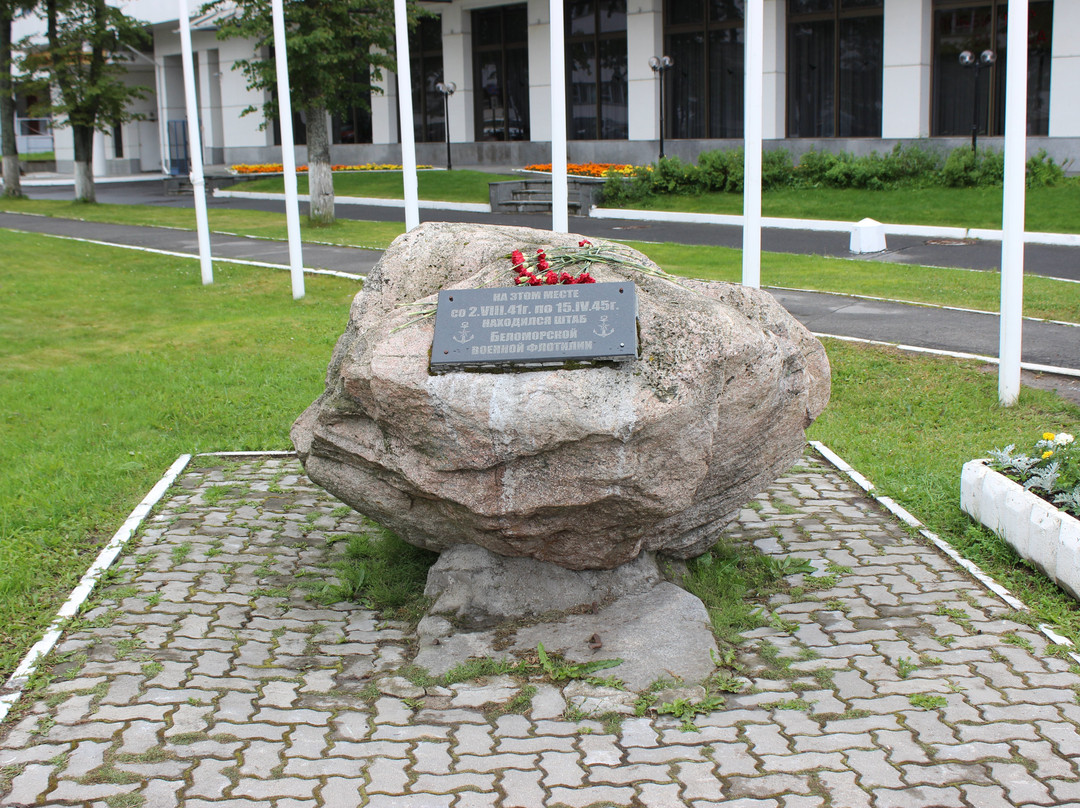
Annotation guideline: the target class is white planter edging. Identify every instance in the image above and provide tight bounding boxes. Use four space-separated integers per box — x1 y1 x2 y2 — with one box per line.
961 459 1080 600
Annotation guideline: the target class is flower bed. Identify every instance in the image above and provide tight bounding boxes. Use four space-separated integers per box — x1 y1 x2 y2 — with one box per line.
961 432 1080 600
229 163 433 175
522 162 636 178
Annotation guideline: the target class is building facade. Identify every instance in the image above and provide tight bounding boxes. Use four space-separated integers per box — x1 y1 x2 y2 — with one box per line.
25 0 1080 175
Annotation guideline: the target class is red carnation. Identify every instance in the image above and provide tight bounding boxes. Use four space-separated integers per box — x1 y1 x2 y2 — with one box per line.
544 270 559 285
559 272 574 284
579 239 591 247
511 249 525 265
527 275 543 286
537 258 550 271
576 272 596 284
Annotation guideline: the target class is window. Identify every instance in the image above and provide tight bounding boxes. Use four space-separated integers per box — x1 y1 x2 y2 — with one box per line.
932 0 1052 137
787 0 883 137
331 50 373 145
411 16 446 143
664 0 745 139
567 0 628 140
473 5 530 141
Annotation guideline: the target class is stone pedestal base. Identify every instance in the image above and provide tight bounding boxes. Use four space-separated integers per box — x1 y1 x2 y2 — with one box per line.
413 546 719 692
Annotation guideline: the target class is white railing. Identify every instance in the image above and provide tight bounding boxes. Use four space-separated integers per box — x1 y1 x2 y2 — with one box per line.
1 117 54 154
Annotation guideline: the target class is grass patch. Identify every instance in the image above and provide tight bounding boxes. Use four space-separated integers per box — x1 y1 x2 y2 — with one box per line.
809 339 1080 643
0 197 406 250
3 197 1077 323
232 169 518 203
624 240 1080 324
0 229 357 680
615 183 1080 234
306 525 437 623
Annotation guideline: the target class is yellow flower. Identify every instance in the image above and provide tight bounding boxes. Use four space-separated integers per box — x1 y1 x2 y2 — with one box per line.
1042 450 1054 459
1043 432 1056 440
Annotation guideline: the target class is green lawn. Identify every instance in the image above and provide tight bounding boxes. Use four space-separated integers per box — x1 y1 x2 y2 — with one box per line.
625 240 1080 324
2 198 1078 324
609 183 1080 234
0 229 358 679
233 169 519 203
2 226 1079 684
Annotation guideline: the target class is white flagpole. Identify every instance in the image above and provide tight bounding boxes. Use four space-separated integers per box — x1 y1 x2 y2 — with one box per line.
177 0 213 285
742 0 763 289
271 0 305 300
998 0 1028 406
550 0 568 233
394 0 420 231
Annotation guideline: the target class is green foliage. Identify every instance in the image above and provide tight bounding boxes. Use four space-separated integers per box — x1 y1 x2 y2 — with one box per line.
204 0 420 121
908 693 947 710
19 0 150 133
602 143 1069 206
308 525 437 622
536 642 623 686
988 431 1079 518
941 147 1004 187
655 694 725 731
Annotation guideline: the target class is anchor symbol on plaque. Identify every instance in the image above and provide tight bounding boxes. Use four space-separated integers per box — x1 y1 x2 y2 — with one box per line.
593 315 615 338
453 322 475 344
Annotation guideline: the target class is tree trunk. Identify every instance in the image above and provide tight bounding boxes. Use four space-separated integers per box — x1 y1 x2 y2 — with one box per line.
0 10 21 198
72 123 96 202
305 105 334 225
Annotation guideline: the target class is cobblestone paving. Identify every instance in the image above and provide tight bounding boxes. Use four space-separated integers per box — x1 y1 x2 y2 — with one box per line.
3 453 1080 807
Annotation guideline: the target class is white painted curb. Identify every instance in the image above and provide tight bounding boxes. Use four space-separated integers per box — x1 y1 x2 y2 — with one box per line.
811 332 1080 378
2 228 366 281
213 188 491 213
0 450 300 725
590 206 1079 246
812 441 1080 664
0 454 193 723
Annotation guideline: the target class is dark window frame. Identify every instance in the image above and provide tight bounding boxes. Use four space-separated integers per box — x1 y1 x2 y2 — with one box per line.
662 0 746 140
411 16 446 143
786 0 884 138
472 5 531 142
566 0 628 140
930 0 1053 137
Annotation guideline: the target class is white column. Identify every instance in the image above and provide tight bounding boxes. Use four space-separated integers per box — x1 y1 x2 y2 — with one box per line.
998 0 1028 406
627 5 663 141
271 0 305 299
1048 0 1080 136
394 0 420 231
92 130 106 176
441 6 473 142
882 0 932 137
742 0 764 289
528 0 551 143
761 0 786 139
371 55 398 145
550 0 568 233
178 0 213 286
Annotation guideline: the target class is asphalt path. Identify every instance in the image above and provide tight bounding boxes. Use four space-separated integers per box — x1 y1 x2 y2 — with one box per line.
22 177 1080 282
3 207 1077 376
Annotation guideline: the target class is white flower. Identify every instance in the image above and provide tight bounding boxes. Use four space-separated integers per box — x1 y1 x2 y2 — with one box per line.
1054 433 1075 446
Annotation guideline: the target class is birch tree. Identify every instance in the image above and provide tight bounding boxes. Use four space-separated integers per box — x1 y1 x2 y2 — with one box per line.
20 0 149 201
207 0 420 225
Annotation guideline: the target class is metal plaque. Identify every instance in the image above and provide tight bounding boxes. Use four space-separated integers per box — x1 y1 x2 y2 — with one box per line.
430 282 638 372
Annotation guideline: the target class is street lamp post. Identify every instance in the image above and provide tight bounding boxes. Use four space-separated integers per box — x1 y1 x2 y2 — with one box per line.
648 55 673 160
436 81 457 171
958 49 996 154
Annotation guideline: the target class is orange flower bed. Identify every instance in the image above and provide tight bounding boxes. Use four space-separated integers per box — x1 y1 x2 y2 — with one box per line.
230 163 434 174
523 162 637 178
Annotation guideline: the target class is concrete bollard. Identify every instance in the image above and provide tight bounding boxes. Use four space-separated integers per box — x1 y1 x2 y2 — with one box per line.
849 217 887 254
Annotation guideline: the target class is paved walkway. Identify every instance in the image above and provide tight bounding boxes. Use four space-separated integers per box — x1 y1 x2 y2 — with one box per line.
3 452 1080 807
